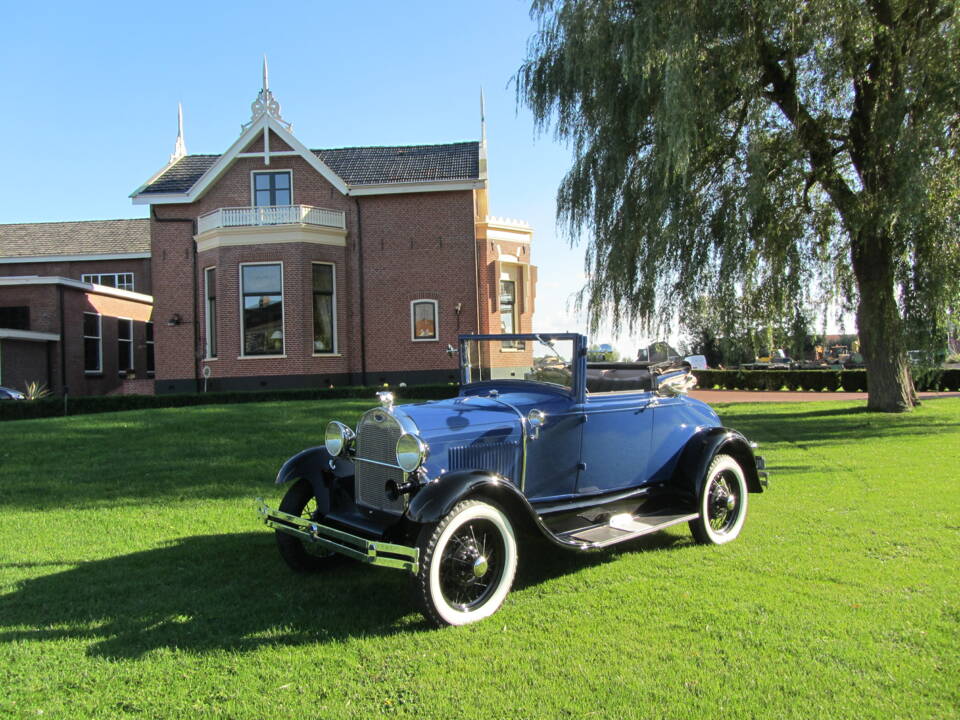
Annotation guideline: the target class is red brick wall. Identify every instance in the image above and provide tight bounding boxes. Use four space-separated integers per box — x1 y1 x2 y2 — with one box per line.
0 257 151 293
0 339 49 392
0 283 153 396
149 150 480 388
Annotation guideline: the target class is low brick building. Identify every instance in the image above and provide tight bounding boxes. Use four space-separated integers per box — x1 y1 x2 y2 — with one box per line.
131 69 535 393
0 220 154 396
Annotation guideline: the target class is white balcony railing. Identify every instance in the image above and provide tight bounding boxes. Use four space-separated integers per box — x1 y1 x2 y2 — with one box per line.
196 205 346 235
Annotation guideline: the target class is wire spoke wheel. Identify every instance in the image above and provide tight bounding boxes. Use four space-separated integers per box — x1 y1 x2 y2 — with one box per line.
689 454 749 545
276 478 336 571
438 518 505 611
413 500 518 627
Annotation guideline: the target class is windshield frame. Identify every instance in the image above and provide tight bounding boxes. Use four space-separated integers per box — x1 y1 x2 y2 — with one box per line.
457 333 587 403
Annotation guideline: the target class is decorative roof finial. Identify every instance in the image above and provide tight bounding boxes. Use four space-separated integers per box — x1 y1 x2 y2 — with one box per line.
243 55 292 132
170 102 187 164
480 88 487 148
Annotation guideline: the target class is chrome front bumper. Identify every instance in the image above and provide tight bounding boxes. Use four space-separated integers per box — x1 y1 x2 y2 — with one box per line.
257 500 419 573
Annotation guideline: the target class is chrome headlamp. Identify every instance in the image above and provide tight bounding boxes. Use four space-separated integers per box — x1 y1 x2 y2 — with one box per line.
395 433 428 473
325 421 355 456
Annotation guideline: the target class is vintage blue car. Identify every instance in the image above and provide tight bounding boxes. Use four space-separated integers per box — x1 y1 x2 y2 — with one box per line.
258 333 767 626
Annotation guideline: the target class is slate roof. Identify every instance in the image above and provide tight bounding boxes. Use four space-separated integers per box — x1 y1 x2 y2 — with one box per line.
0 219 151 258
136 142 480 195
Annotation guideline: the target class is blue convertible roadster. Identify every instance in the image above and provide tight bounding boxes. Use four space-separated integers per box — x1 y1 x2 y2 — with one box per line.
258 333 767 626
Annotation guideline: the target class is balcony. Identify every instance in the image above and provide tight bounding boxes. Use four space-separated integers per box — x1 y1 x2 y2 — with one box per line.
197 205 346 235
195 205 348 251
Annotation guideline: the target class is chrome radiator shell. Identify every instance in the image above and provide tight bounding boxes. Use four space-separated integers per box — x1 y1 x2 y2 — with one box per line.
354 408 406 515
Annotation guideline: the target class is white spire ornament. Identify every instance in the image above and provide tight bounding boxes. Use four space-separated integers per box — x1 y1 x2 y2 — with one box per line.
169 102 187 164
243 55 292 132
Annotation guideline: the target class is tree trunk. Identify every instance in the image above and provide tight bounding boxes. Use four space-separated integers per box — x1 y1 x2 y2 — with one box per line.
851 231 916 412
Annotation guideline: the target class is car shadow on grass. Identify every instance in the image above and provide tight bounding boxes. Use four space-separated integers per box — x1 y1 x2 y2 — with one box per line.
0 530 692 657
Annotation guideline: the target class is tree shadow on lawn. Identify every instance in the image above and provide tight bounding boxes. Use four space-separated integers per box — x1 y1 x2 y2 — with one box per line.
0 530 686 658
720 404 960 447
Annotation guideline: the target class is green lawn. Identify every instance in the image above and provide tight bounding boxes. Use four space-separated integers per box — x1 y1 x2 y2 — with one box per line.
1 397 958 719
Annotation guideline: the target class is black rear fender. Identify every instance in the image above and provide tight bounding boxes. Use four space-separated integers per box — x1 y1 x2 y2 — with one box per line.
673 428 764 497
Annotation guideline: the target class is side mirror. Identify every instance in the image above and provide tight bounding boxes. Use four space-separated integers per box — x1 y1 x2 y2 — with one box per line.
527 409 546 440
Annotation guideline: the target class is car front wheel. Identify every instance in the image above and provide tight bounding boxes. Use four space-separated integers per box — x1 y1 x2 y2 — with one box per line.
689 454 749 545
412 499 518 627
275 478 336 572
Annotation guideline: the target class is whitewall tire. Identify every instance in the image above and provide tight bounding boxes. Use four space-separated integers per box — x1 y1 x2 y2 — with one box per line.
412 499 518 627
689 454 749 545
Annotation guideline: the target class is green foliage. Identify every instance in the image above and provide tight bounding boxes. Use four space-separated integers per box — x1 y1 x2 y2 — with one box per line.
519 0 960 409
0 398 958 717
587 343 621 361
0 383 458 422
692 368 959 392
22 381 51 400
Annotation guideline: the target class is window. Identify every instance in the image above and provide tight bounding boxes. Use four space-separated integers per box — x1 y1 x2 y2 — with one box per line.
145 322 155 375
312 263 336 353
117 318 133 375
0 306 29 330
204 267 217 358
82 272 134 291
500 265 525 350
411 300 438 342
83 312 102 374
253 171 291 206
241 263 284 356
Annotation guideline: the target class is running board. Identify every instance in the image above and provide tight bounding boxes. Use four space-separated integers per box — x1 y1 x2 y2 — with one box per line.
559 512 699 548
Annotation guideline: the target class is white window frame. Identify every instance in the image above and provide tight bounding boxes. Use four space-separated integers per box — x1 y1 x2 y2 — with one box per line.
312 262 338 355
250 169 293 207
204 266 217 359
239 261 286 358
83 312 102 375
117 317 133 375
410 299 439 342
81 272 135 291
145 321 155 376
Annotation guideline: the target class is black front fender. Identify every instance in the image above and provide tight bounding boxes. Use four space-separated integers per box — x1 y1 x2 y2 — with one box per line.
406 471 529 524
276 446 355 487
673 427 764 497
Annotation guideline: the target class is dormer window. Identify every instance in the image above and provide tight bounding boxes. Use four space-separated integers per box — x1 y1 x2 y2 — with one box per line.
253 171 291 206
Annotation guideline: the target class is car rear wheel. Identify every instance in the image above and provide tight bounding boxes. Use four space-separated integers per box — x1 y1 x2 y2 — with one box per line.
689 454 749 545
412 499 518 627
275 478 336 572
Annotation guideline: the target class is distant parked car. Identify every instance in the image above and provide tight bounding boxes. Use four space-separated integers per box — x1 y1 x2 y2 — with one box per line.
0 386 25 400
259 333 768 626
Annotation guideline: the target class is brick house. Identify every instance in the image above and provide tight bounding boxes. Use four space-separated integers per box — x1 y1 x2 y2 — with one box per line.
131 69 536 393
0 220 155 395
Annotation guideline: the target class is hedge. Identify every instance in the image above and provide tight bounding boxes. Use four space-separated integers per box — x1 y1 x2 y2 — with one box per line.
0 383 459 422
692 368 960 393
3 369 957 421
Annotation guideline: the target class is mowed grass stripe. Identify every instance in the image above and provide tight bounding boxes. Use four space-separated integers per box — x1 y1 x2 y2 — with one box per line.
0 398 957 719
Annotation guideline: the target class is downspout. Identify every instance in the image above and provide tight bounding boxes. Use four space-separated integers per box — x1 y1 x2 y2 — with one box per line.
354 197 368 386
58 284 67 394
151 207 200 391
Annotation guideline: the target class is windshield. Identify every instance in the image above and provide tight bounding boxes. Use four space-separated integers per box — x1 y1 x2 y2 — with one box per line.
463 337 575 391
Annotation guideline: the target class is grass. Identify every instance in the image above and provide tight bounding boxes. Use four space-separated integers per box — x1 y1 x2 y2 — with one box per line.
1 397 958 719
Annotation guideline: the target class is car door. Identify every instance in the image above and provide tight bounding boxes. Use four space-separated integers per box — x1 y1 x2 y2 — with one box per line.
575 391 655 494
522 395 583 501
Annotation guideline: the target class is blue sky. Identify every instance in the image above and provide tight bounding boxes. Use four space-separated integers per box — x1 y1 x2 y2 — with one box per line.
1 0 661 354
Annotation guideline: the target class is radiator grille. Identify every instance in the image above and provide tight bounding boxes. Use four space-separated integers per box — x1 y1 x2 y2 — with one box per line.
355 410 405 514
448 441 520 482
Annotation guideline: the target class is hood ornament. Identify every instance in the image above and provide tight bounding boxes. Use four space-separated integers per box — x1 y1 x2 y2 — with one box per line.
377 391 394 410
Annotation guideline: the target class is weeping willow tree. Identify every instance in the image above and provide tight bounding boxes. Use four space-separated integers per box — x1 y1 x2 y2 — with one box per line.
518 0 960 411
